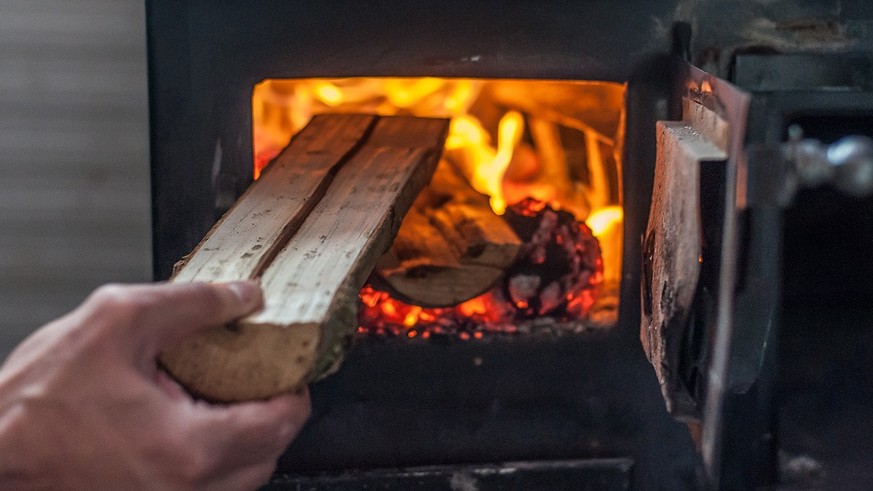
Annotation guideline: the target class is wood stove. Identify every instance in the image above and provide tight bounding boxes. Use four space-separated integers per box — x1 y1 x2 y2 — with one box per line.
147 1 873 488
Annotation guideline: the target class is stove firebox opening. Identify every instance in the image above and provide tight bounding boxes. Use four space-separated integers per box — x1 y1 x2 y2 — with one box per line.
252 78 625 338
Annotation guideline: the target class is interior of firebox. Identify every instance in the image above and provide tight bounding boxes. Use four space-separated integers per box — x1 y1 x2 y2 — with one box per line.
251 78 625 338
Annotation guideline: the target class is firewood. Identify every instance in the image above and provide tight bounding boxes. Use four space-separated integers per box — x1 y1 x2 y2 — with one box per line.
171 114 376 283
498 199 603 319
358 198 606 337
374 160 522 307
161 114 449 402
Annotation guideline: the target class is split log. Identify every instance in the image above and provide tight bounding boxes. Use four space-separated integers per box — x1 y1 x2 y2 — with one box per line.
359 198 605 336
161 114 449 402
374 160 522 308
171 114 376 283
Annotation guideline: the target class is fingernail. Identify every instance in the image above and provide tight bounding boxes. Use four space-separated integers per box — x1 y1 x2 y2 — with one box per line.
226 281 259 306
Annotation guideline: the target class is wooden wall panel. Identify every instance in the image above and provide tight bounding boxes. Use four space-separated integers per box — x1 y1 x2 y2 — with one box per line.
0 1 151 358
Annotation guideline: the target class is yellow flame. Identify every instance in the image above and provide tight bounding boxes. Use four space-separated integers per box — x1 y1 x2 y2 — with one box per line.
314 82 343 107
252 78 622 223
587 205 623 283
470 110 524 214
444 80 476 113
385 78 445 108
445 115 489 149
586 206 623 237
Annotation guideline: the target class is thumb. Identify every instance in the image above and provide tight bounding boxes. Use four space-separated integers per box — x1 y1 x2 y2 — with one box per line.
82 281 263 355
149 281 264 349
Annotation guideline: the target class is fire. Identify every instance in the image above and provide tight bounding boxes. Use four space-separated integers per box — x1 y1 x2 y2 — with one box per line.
586 206 623 236
254 78 524 211
480 111 524 213
442 110 525 214
313 82 343 107
358 199 605 336
252 78 623 217
252 77 626 336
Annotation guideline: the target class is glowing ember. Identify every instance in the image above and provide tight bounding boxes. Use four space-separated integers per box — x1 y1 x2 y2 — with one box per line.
358 285 513 337
500 198 603 318
358 199 603 336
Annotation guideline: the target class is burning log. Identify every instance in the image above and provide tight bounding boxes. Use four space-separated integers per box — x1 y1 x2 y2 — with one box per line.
497 198 603 319
161 114 449 402
375 160 522 307
359 199 604 336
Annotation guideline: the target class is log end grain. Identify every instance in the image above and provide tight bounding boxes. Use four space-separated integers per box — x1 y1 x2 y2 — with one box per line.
160 322 320 403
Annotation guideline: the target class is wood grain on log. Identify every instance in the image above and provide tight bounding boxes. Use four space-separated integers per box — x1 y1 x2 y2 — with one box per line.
161 114 448 402
375 160 522 307
172 114 377 283
642 120 726 416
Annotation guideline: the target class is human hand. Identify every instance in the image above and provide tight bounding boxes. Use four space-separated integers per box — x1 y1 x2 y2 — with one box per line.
0 281 310 490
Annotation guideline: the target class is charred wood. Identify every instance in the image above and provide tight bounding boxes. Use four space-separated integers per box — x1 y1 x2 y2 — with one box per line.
375 160 521 308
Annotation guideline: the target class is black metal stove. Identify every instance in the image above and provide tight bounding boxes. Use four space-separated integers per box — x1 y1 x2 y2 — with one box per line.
146 1 873 489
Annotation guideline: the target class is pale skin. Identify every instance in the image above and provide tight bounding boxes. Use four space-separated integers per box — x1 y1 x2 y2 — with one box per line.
0 281 311 490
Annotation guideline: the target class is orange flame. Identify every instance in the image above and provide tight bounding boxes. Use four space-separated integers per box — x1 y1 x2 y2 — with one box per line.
252 78 624 216
251 77 626 336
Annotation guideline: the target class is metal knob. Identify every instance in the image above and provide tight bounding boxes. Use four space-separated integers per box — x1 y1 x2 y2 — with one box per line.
827 135 873 197
786 126 873 198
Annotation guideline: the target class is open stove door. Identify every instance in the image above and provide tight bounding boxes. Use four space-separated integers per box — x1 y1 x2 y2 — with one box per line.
641 60 778 489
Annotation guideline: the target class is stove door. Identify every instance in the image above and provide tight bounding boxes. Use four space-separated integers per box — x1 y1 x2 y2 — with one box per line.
641 60 755 487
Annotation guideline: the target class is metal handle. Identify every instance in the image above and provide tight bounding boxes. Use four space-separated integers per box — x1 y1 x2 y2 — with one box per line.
788 126 873 197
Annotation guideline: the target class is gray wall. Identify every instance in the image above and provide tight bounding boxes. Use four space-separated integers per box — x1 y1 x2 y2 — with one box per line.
0 1 151 358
